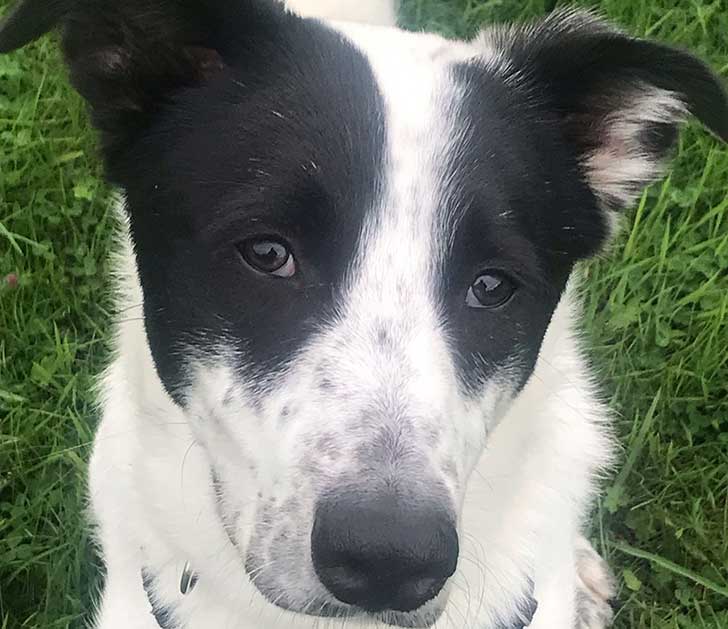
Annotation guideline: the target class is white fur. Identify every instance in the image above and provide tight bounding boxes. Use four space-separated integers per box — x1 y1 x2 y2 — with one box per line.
284 0 398 25
88 2 617 628
584 85 688 208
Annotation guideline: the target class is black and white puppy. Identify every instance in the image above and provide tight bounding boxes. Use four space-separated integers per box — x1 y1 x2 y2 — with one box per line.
1 1 726 628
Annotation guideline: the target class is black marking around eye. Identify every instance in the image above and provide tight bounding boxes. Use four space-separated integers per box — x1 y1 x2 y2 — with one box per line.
123 16 387 401
438 61 605 393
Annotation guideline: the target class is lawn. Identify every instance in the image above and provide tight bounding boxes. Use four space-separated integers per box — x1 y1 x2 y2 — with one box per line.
0 0 726 627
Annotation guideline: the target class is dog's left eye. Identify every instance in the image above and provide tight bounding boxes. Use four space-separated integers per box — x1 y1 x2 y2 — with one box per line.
466 271 516 308
238 237 296 278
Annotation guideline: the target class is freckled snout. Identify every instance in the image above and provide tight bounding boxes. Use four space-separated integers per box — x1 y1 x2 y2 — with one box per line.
311 492 458 613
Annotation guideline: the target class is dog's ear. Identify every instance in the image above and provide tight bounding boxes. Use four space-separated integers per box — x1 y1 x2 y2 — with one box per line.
482 9 728 212
0 0 283 158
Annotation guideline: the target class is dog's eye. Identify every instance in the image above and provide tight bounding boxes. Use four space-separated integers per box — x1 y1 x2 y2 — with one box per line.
466 271 516 309
238 237 296 278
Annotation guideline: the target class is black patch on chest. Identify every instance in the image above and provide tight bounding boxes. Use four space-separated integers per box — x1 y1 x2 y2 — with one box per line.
439 62 607 392
117 16 386 400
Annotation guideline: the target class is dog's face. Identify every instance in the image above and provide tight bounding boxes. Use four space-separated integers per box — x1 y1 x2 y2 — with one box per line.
2 1 726 626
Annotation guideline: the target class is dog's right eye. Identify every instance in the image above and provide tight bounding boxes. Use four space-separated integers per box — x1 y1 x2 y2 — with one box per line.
238 237 296 278
466 270 516 309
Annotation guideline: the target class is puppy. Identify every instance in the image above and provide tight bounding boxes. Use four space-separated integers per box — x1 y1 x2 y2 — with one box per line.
1 1 726 628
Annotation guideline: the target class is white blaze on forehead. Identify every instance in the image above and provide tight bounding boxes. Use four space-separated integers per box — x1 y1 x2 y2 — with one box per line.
296 24 500 430
330 23 481 317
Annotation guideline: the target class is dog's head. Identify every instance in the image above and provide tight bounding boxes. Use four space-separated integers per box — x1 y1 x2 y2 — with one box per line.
2 1 726 626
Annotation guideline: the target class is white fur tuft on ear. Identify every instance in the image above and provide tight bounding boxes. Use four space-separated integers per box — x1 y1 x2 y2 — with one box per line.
584 84 688 209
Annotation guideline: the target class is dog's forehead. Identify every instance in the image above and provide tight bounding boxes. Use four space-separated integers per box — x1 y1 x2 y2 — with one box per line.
327 23 485 277
330 23 482 166
330 21 481 85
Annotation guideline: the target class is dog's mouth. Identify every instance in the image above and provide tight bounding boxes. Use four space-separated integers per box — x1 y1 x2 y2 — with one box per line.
241 554 448 628
270 595 446 628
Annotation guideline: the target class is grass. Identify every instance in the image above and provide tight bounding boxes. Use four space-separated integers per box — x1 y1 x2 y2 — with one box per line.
0 0 726 627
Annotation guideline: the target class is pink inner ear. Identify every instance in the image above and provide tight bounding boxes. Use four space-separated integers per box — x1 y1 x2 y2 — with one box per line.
565 84 688 211
185 45 225 79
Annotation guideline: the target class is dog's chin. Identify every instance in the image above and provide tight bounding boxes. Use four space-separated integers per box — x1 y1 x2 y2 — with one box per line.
265 594 445 628
373 608 446 628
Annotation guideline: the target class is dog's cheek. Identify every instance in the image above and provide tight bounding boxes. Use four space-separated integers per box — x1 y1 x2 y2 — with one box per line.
448 374 522 501
179 363 271 481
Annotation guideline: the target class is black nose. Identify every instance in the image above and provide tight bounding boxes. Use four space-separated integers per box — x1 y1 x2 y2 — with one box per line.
311 493 458 613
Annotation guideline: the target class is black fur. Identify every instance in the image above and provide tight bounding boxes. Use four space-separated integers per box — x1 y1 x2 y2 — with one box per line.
108 6 386 398
437 10 727 389
491 10 728 207
441 62 605 391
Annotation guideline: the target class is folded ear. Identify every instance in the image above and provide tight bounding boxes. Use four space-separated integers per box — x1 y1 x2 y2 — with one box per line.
0 0 281 156
480 9 728 211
